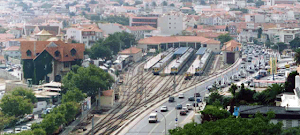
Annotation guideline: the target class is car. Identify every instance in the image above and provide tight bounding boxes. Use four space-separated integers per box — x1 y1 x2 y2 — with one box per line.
207 85 213 91
26 124 32 130
168 96 175 102
180 110 187 115
186 104 193 110
176 104 182 109
21 126 29 131
178 93 184 98
26 114 34 121
15 127 21 133
194 93 201 97
182 107 189 112
148 113 158 123
160 106 168 112
196 97 202 103
4 130 14 134
188 96 195 101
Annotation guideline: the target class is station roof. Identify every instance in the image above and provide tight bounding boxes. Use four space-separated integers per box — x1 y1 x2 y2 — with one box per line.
174 47 188 55
196 47 207 55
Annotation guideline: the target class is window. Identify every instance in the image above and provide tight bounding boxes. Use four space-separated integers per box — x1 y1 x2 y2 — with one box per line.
64 62 69 68
26 50 31 56
71 48 76 56
203 44 207 47
55 51 60 57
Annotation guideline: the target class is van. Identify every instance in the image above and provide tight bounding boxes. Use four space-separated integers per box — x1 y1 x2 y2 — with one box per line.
148 113 158 123
186 104 192 110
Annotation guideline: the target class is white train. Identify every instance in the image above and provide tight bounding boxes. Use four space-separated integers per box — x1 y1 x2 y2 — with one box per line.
171 48 194 75
152 48 178 75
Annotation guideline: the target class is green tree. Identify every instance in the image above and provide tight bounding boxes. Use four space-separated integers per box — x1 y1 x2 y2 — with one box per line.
225 26 229 31
62 65 114 98
230 8 248 13
229 84 237 114
90 41 112 59
134 1 143 5
273 42 287 54
289 37 300 50
0 27 7 33
200 0 206 5
295 48 300 65
257 27 262 38
282 127 300 135
170 3 175 6
53 102 79 123
265 39 273 48
218 33 233 44
41 3 53 8
201 105 230 123
151 1 157 7
18 2 29 10
123 2 129 6
169 112 282 135
0 95 33 117
162 1 168 6
89 0 98 4
285 71 299 92
255 0 264 7
41 113 65 135
11 87 37 104
100 15 129 25
0 112 15 132
62 88 86 103
236 83 256 104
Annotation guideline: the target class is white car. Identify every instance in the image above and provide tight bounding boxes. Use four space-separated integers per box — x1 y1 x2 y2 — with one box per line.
4 130 14 134
21 126 29 131
160 106 168 112
26 123 32 130
178 93 184 98
15 127 21 133
186 104 193 110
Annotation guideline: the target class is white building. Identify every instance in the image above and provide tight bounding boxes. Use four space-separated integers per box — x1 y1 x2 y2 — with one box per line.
157 12 187 36
2 46 21 59
114 6 139 13
66 24 103 48
245 14 265 23
125 25 156 40
264 27 300 44
98 23 125 35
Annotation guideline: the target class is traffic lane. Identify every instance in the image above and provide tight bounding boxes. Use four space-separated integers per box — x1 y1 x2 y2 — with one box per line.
127 61 244 134
127 85 208 135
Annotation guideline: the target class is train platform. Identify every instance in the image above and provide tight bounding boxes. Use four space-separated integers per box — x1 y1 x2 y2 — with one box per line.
174 47 189 55
144 54 162 70
162 59 177 75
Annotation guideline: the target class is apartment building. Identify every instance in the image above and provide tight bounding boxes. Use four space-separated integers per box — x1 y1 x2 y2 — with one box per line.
129 15 159 28
157 12 187 35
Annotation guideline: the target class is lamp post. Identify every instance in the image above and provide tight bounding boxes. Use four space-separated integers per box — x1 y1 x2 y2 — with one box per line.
172 66 178 128
156 111 167 135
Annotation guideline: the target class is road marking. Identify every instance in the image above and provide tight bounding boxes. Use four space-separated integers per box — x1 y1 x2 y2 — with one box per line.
169 121 173 125
148 108 175 135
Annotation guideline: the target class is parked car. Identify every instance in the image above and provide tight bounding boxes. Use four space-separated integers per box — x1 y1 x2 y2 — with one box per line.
180 110 187 115
26 114 34 121
176 104 182 109
26 124 32 130
15 127 21 133
21 126 29 131
160 106 168 112
168 97 175 102
196 97 202 103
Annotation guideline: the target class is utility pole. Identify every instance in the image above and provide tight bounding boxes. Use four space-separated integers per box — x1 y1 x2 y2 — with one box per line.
91 117 94 135
173 70 178 127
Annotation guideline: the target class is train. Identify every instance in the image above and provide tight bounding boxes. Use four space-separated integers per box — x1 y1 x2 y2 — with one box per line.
184 48 212 80
171 48 194 75
152 48 178 75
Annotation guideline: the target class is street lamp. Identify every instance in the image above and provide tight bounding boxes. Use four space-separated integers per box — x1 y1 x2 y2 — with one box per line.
155 111 167 135
172 66 178 128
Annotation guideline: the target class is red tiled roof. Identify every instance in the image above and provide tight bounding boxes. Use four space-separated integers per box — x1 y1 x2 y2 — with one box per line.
197 32 227 38
3 46 20 51
102 90 114 96
126 25 156 31
222 40 241 51
119 47 142 54
20 40 85 62
138 36 220 45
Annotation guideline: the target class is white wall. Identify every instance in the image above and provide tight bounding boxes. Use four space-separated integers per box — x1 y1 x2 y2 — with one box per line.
98 23 124 35
158 13 186 35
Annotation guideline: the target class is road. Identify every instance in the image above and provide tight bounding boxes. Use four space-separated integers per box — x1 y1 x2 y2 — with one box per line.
124 55 263 135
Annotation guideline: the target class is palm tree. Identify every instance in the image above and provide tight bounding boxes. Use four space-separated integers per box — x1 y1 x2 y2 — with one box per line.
294 48 300 65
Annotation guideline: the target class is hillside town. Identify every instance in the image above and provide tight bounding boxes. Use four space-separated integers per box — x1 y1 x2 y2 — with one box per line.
1 0 300 134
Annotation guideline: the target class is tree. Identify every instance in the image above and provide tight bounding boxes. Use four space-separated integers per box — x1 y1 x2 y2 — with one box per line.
11 87 37 104
62 88 86 103
170 3 175 6
15 128 46 135
247 0 254 2
255 0 264 7
225 26 229 31
18 2 29 10
53 102 79 123
169 112 282 135
273 42 287 54
254 84 284 105
230 8 248 13
90 42 112 59
218 33 233 44
257 27 262 38
201 105 230 123
229 84 237 114
41 113 65 135
0 95 33 117
62 65 114 98
134 1 143 5
151 1 157 7
200 0 206 5
0 27 7 33
236 83 256 104
290 37 300 50
162 1 168 6
282 127 300 135
123 2 129 6
265 39 273 48
41 3 53 8
0 112 15 132
295 48 300 65
89 0 98 4
100 15 129 25
285 71 299 92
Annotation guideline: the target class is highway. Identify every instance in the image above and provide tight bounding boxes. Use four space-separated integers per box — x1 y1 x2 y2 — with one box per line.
125 55 261 135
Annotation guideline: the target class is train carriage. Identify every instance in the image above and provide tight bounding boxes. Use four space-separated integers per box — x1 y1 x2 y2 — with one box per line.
171 48 194 75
